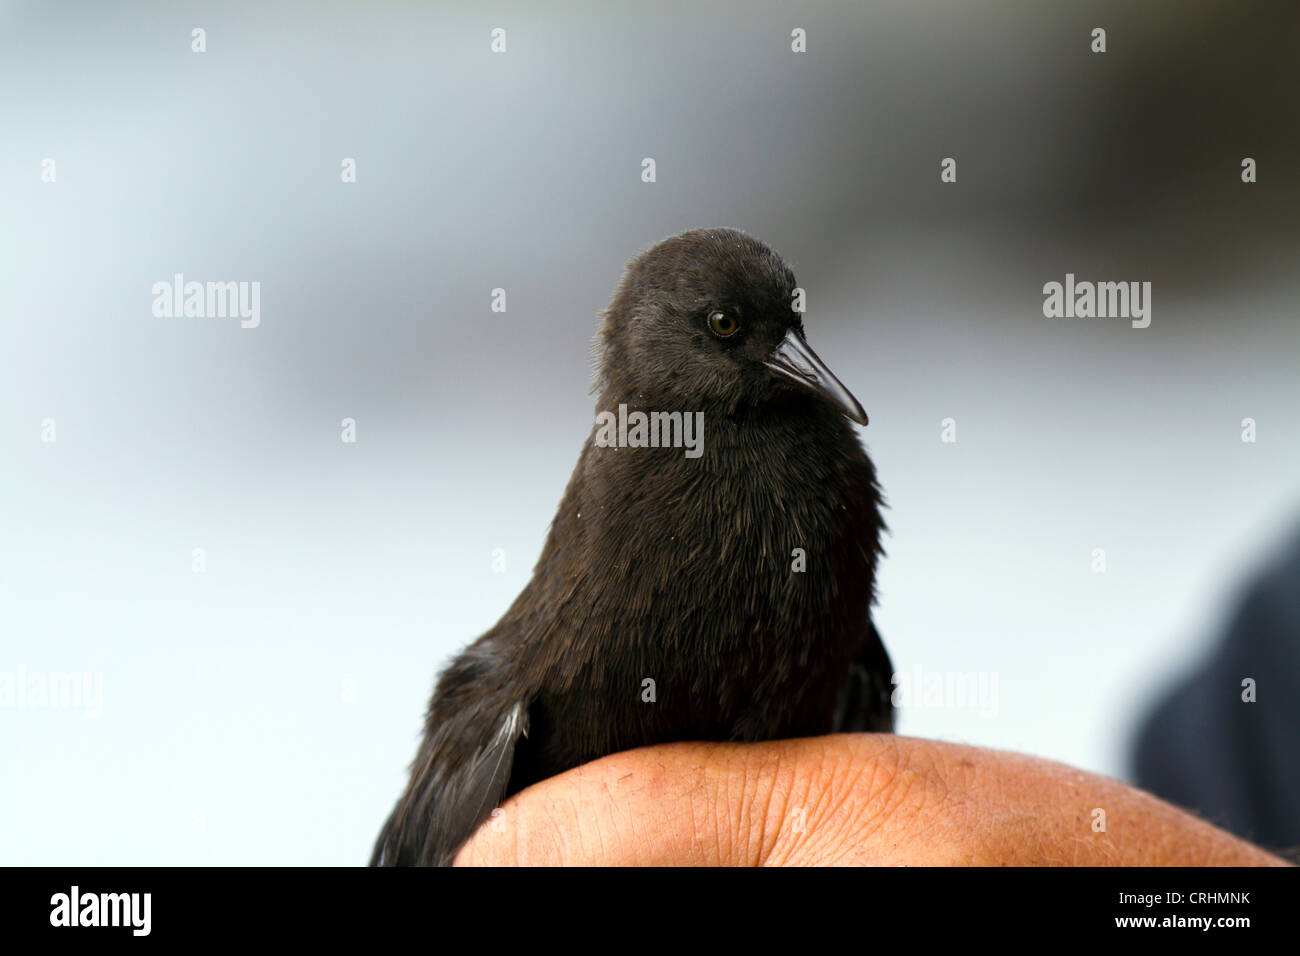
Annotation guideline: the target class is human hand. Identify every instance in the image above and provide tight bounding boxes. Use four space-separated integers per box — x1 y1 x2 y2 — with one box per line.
455 735 1289 866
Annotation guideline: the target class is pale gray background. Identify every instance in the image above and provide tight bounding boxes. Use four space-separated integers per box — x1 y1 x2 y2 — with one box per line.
2 1 1297 864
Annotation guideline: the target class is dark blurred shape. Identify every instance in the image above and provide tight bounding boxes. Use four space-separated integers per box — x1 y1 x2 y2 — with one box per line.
1131 527 1300 854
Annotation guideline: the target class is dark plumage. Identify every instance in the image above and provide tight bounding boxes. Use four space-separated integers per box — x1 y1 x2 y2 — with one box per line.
372 228 892 866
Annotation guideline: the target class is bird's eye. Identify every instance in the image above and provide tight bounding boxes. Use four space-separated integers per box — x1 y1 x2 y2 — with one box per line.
708 310 739 337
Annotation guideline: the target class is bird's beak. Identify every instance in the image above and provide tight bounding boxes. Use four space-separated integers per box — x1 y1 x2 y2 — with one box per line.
764 327 868 426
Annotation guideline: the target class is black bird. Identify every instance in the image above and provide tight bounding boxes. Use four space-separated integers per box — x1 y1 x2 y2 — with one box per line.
372 228 892 866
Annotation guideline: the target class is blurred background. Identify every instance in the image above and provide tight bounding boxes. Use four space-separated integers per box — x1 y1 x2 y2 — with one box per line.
1 1 1297 864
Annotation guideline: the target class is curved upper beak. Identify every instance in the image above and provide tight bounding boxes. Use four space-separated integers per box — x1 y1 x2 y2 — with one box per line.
764 327 868 426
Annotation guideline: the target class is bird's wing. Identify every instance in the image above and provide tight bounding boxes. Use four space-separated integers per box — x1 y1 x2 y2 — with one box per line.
372 689 529 867
458 700 527 839
833 621 895 733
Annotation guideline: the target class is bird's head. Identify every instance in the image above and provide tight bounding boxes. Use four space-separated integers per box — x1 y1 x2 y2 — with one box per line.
597 228 867 425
